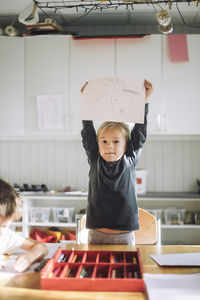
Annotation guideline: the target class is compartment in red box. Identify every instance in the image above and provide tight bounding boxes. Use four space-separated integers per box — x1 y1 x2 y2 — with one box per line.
98 251 111 263
95 264 109 278
64 263 81 278
57 251 73 263
125 251 138 264
51 248 73 264
125 265 141 279
109 265 125 278
71 251 85 263
52 264 64 277
110 251 124 264
85 251 98 263
78 263 95 278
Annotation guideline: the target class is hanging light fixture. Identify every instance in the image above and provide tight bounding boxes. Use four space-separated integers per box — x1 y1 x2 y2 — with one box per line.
152 2 173 34
157 23 173 34
18 1 39 25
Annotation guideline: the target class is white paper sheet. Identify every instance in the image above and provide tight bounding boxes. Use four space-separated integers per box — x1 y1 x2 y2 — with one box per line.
37 94 63 130
150 252 200 266
144 273 200 300
0 255 39 278
79 77 145 123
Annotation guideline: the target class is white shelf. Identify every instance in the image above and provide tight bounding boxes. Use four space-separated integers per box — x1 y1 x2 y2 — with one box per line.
22 195 87 201
11 222 23 226
162 224 200 229
22 195 86 237
138 197 200 202
20 193 200 244
28 222 76 228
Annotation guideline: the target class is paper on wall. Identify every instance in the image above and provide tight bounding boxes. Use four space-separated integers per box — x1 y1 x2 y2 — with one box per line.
37 94 63 130
79 77 145 123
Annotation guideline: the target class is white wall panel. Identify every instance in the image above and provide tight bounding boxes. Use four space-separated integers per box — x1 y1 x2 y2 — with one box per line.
8 141 20 185
18 142 30 184
29 141 39 184
0 139 199 193
191 141 200 192
163 141 175 191
0 37 24 136
182 141 193 191
153 141 164 192
173 141 184 192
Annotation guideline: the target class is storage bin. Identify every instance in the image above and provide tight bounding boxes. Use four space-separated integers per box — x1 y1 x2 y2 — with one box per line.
53 207 75 223
164 208 186 225
136 169 148 194
40 248 144 292
30 207 51 223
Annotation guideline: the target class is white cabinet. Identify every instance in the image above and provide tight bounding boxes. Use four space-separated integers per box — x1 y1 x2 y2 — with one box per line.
0 37 24 136
162 35 200 135
115 35 163 134
138 194 200 245
24 35 71 135
70 38 115 133
1 35 200 137
20 194 87 238
116 34 200 135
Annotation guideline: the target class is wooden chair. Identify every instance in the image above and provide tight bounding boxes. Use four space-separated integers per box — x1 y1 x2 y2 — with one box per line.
134 208 159 245
76 208 160 245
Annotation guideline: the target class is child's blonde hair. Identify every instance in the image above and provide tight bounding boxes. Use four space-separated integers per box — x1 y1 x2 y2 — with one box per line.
97 122 130 143
0 178 22 221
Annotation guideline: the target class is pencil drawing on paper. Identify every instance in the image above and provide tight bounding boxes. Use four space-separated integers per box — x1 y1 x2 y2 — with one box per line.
79 77 145 123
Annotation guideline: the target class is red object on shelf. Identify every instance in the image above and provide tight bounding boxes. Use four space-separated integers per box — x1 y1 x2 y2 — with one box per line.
40 248 144 292
72 35 148 40
30 228 57 243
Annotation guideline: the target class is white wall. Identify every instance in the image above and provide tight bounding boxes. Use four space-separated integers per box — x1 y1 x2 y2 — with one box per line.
0 35 200 192
0 137 200 192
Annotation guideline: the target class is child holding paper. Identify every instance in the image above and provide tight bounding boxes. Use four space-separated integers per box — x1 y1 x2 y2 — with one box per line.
81 79 153 245
0 178 48 272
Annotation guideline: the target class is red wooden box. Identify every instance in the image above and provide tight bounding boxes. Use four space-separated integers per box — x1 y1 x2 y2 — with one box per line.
40 247 144 292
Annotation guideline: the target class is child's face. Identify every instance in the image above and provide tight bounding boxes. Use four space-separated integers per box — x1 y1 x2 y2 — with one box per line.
0 215 12 235
98 127 127 162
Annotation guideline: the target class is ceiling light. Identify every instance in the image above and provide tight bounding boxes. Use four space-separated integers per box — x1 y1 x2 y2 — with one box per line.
156 9 171 26
157 22 173 34
152 3 173 34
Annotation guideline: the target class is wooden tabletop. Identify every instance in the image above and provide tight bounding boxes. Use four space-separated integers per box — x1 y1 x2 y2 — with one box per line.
1 244 200 300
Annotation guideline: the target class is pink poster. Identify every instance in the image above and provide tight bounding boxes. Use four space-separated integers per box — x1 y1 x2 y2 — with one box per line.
167 35 189 62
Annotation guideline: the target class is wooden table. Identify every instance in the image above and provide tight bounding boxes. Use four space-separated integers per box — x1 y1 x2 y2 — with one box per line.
1 244 200 300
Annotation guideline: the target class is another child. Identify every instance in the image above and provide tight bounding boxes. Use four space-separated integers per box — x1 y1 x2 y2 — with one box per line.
0 178 48 272
81 80 153 245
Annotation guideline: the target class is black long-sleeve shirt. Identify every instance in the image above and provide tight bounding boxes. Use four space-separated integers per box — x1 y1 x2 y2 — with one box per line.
81 103 149 231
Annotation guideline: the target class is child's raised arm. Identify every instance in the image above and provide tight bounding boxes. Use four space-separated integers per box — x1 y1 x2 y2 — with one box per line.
127 80 153 161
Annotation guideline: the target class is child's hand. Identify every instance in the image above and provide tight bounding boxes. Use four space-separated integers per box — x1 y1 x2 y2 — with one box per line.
144 80 153 103
14 253 32 273
81 81 88 94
